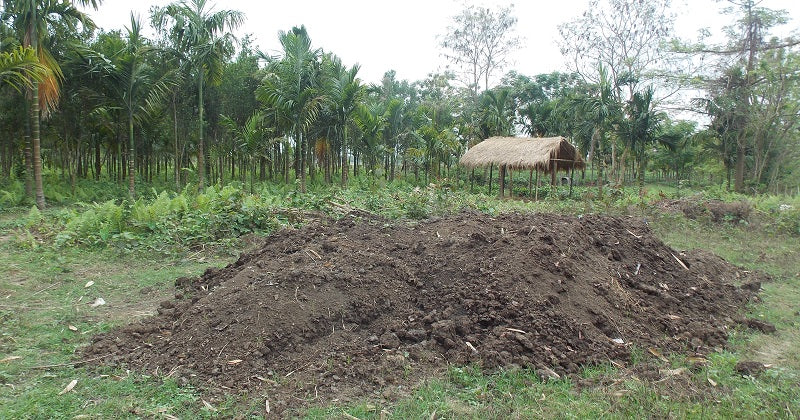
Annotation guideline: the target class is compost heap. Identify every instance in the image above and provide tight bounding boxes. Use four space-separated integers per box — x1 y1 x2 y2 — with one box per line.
85 212 764 407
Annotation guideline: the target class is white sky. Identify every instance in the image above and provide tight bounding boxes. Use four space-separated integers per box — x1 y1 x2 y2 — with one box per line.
83 0 800 86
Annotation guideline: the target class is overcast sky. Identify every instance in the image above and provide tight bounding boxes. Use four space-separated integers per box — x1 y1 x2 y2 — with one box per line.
82 0 800 86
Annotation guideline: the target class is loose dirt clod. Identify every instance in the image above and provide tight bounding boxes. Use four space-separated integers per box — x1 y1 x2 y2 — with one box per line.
84 212 763 412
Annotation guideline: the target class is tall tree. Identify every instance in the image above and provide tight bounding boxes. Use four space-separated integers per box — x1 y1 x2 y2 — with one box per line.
3 0 99 209
153 0 243 191
322 54 363 186
440 3 520 95
694 0 799 192
558 0 675 102
256 26 323 193
107 15 174 198
0 45 45 90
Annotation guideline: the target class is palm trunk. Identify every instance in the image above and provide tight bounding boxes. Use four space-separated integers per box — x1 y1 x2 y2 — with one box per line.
299 133 307 193
128 111 136 198
341 127 348 187
173 94 180 190
31 81 45 210
197 71 206 191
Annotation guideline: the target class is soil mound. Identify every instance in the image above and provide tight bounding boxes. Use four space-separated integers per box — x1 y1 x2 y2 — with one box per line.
84 212 763 411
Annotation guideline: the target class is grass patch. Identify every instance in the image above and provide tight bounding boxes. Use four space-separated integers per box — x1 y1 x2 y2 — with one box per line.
1 183 798 418
0 239 243 418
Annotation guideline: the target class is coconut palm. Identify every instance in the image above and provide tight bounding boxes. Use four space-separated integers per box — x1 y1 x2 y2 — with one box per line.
3 0 100 209
153 0 243 191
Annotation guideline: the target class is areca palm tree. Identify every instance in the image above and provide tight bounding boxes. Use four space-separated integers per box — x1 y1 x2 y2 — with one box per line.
221 111 266 191
110 15 175 198
573 65 620 181
256 26 323 193
618 86 673 190
323 54 363 186
3 0 99 209
0 45 45 90
353 102 384 175
479 88 513 138
153 0 243 191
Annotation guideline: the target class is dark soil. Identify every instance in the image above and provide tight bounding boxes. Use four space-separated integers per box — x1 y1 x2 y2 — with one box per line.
84 212 764 413
656 198 752 223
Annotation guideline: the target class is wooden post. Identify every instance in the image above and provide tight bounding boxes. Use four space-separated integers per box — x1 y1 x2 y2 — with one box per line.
499 165 506 198
488 164 493 195
569 162 575 197
470 168 475 192
535 170 540 201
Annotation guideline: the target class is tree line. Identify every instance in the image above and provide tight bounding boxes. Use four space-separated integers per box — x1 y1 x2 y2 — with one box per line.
1 0 799 209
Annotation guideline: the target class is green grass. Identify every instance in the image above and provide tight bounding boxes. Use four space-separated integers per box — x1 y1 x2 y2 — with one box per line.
0 241 247 418
309 359 799 418
1 183 799 418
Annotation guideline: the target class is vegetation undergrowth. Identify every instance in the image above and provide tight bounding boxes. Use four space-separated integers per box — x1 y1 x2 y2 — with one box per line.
1 179 799 418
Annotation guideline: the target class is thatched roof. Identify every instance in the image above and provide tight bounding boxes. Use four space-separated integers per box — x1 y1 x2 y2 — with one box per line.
459 136 585 172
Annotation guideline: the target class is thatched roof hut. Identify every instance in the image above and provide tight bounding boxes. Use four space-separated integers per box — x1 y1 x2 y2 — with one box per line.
460 136 585 172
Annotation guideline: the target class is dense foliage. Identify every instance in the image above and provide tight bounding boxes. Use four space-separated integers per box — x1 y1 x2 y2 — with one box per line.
1 0 798 211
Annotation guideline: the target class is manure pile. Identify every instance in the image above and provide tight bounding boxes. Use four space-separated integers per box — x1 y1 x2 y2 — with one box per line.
85 212 763 409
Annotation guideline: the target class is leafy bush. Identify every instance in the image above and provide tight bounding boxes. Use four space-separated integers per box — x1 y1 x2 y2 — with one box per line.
51 184 291 252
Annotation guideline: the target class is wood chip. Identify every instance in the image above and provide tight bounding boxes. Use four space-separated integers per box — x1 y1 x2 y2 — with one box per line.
707 377 717 387
227 359 243 365
68 325 78 332
0 356 22 363
671 253 689 270
505 327 527 334
84 281 94 288
307 249 322 260
265 399 270 414
59 379 78 395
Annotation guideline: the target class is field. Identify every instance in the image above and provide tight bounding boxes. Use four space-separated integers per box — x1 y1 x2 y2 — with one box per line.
1 183 799 418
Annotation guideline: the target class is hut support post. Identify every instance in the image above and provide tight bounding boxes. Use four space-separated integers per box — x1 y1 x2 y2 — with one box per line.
550 160 557 186
569 163 575 197
488 164 493 195
498 165 506 198
535 170 540 201
509 168 513 197
470 168 474 192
